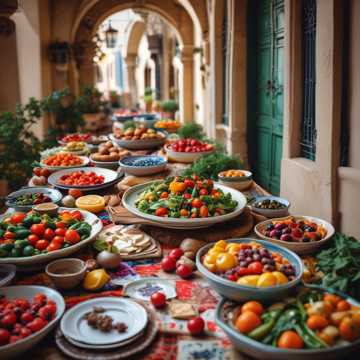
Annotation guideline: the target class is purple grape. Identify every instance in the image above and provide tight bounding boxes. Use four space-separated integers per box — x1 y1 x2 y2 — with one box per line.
239 261 247 268
282 227 291 234
275 222 286 230
245 256 253 263
280 234 293 242
263 264 275 272
253 254 261 261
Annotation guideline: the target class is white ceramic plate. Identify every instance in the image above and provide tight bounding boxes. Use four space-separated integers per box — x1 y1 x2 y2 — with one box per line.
60 297 147 345
48 167 120 190
64 330 145 350
0 208 102 265
123 277 177 301
122 181 247 229
254 215 335 254
165 144 214 163
40 156 89 171
109 133 165 150
0 286 65 359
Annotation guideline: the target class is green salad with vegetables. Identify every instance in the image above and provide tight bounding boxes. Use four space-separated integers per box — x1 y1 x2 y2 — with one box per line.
135 175 238 218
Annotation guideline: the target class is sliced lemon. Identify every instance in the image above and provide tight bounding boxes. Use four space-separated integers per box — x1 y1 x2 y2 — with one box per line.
83 269 110 291
76 195 105 213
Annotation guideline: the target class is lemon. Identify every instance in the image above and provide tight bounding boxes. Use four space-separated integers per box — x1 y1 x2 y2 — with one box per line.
237 275 260 287
76 195 105 213
257 272 277 287
216 253 237 272
83 269 110 291
203 259 217 272
272 271 289 285
215 240 227 249
204 253 218 264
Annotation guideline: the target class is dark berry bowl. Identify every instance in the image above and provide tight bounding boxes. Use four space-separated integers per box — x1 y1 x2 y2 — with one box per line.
196 238 303 302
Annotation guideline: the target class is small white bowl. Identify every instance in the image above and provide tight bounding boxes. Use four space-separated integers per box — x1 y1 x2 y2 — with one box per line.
250 196 290 218
89 155 120 170
119 155 167 176
218 170 253 191
165 144 214 163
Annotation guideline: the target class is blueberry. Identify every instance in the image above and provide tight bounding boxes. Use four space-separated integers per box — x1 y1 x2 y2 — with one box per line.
266 223 275 231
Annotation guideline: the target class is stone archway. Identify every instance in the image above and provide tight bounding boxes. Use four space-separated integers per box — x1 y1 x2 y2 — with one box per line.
71 0 196 122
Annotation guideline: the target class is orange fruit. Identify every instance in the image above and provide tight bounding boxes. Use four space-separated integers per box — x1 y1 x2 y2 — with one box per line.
277 330 304 349
241 301 264 316
235 311 262 334
306 315 329 330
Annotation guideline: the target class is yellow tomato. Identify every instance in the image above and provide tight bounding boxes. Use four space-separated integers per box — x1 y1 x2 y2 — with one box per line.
215 253 237 272
237 275 260 287
169 181 186 193
257 272 277 287
215 240 228 249
203 259 217 272
208 248 224 257
226 244 242 255
204 253 218 264
272 271 289 285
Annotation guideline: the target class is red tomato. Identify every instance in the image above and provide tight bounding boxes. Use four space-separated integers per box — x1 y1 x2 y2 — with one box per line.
52 236 64 244
199 206 209 218
35 239 49 251
176 264 193 279
183 193 192 199
20 311 34 324
64 229 81 244
55 228 66 236
191 198 203 208
44 228 55 240
187 317 205 335
237 267 250 277
47 242 61 252
199 188 208 196
168 248 184 260
184 179 195 188
38 305 56 321
4 231 15 239
27 318 47 333
68 188 83 199
1 312 16 327
27 234 39 246
247 261 263 275
19 327 32 338
33 293 47 305
155 207 168 217
33 167 42 176
56 221 66 229
0 329 10 345
150 292 167 308
161 256 177 272
160 192 169 199
40 168 51 177
30 223 45 236
70 210 83 221
10 213 26 224
14 298 30 310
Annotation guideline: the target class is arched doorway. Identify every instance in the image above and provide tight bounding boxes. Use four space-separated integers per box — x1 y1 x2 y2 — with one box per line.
70 0 196 122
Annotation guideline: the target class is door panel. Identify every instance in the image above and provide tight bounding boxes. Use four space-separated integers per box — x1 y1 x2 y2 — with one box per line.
253 0 284 195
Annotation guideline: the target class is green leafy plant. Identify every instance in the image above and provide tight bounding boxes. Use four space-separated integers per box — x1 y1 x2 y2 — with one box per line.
123 120 136 130
182 152 243 180
75 86 104 114
0 99 43 189
160 99 178 113
143 87 153 103
177 123 205 140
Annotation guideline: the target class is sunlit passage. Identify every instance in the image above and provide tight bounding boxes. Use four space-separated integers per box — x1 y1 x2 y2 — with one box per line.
0 1 360 359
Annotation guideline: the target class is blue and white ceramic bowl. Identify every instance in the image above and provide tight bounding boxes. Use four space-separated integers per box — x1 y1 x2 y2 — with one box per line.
196 238 303 302
250 195 290 218
119 155 167 176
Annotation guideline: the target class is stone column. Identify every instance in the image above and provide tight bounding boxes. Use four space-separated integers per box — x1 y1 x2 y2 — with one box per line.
180 45 194 123
0 1 20 112
161 30 171 100
124 53 138 107
73 40 96 89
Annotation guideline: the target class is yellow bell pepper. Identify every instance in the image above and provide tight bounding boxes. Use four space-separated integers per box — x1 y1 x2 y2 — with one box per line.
83 269 110 291
169 181 186 193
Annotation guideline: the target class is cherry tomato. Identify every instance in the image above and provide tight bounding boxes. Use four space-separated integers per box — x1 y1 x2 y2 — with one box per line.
28 234 39 246
33 293 47 305
183 193 192 199
199 205 209 218
235 311 261 334
176 264 193 279
191 198 203 208
38 305 56 321
70 210 83 221
68 188 83 199
52 236 64 245
155 207 168 217
4 231 15 239
20 311 34 324
184 179 195 188
54 228 66 236
47 241 61 252
160 192 169 199
199 188 208 196
27 318 47 333
19 327 32 338
56 221 66 229
33 167 42 176
187 317 205 335
247 261 263 275
10 213 26 224
35 239 49 251
44 228 55 240
241 301 264 316
30 223 45 236
64 229 80 244
169 248 184 260
161 256 177 272
277 330 304 349
150 292 167 308
1 312 17 328
0 328 10 345
237 268 250 277
40 168 51 177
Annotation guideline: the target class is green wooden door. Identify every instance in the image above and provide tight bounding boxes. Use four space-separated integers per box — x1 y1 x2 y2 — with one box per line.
253 0 284 195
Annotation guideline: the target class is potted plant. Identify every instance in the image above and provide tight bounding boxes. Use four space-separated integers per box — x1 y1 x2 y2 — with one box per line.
75 86 105 130
143 87 153 112
48 41 71 72
0 99 43 191
160 99 179 119
109 90 120 108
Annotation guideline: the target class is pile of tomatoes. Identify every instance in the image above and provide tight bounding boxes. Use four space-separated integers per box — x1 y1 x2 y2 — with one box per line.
61 133 91 143
0 293 57 346
59 171 105 186
170 139 214 153
43 153 84 167
33 167 51 178
161 248 194 279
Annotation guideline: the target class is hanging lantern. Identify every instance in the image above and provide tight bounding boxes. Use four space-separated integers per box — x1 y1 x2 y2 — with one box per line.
105 21 118 49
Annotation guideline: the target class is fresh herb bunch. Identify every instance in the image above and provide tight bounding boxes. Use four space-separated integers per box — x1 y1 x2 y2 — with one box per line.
316 233 360 299
182 152 243 180
177 123 205 140
123 120 136 130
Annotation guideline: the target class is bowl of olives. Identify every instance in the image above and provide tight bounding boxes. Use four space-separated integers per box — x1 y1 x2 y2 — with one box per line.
250 196 290 218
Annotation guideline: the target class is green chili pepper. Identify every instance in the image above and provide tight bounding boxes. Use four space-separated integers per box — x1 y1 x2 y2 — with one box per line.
248 309 283 341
